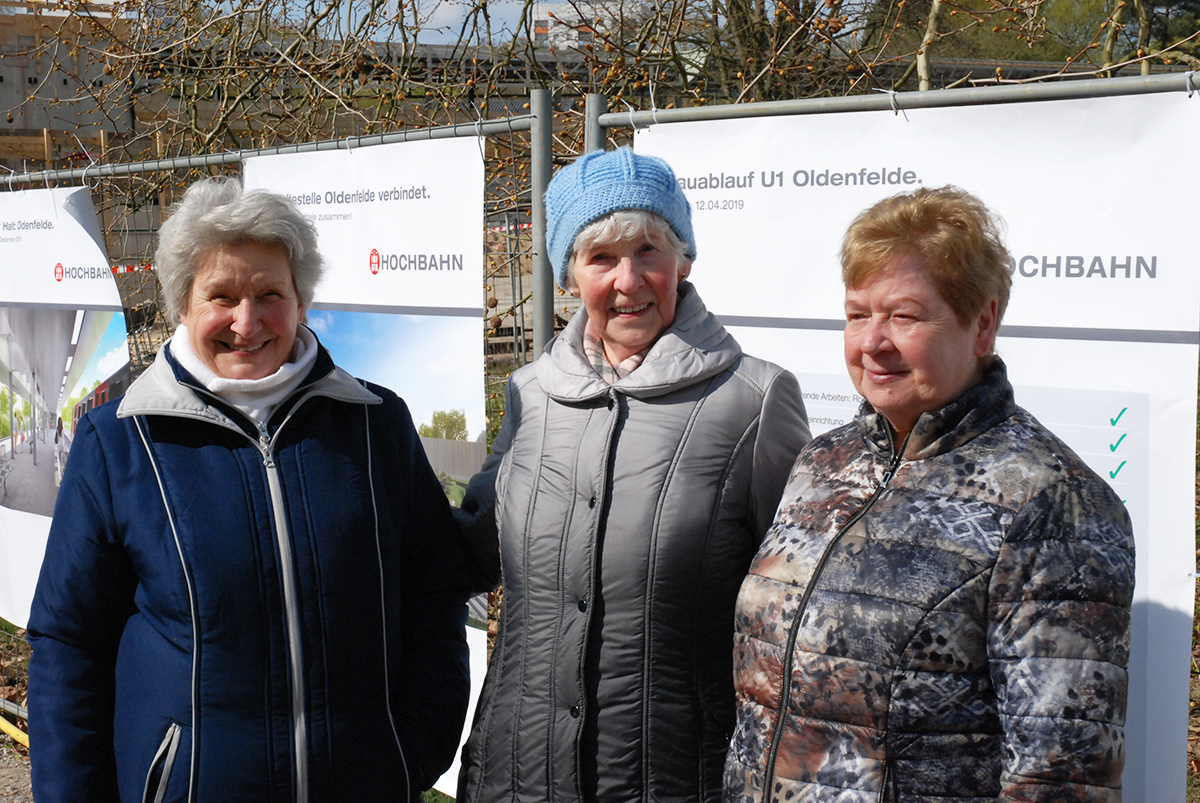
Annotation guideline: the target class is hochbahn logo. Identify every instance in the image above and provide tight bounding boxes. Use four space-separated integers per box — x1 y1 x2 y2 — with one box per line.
368 249 465 273
54 262 110 281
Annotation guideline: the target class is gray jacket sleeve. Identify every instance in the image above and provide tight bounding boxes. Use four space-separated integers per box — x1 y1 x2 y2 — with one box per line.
749 368 811 538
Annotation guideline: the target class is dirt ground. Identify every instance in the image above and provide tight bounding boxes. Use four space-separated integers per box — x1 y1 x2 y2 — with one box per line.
1189 610 1200 802
0 627 29 803
0 744 31 803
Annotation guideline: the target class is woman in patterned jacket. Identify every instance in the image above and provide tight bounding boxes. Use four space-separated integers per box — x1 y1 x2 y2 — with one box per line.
723 186 1134 803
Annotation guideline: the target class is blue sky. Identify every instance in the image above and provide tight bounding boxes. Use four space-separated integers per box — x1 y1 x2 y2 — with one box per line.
77 312 129 392
307 310 486 440
416 0 528 43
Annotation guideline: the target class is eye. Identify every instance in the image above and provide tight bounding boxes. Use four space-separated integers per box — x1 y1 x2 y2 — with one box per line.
844 307 868 321
637 242 657 254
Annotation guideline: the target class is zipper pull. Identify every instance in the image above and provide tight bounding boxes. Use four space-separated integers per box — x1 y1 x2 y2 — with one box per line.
258 421 274 467
879 429 911 489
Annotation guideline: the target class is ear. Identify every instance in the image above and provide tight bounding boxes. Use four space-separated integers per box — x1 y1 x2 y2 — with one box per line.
972 297 999 358
678 257 692 283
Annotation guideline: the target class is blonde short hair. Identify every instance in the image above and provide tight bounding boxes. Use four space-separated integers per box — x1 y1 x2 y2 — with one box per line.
840 185 1012 326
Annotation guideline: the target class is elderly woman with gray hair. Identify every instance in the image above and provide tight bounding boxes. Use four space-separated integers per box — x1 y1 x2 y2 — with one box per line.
455 147 811 803
28 177 470 803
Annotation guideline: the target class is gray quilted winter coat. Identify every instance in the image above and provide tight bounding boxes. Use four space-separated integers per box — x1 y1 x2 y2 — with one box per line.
723 357 1135 803
457 282 811 803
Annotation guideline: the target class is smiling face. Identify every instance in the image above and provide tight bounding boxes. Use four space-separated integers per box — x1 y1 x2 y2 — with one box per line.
569 229 688 365
180 241 302 380
844 254 998 443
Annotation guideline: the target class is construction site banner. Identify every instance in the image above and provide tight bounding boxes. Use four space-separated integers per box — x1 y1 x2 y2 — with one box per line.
242 139 488 453
0 186 127 628
243 137 484 314
636 90 1199 803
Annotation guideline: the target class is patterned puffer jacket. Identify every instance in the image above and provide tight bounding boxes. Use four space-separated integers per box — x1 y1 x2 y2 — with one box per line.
723 358 1135 803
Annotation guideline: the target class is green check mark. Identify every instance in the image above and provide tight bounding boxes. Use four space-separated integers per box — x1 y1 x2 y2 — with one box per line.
1110 461 1127 479
1109 434 1127 452
1110 407 1127 426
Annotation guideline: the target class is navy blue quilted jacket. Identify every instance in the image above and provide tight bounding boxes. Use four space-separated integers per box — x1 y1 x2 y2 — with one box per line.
28 337 470 803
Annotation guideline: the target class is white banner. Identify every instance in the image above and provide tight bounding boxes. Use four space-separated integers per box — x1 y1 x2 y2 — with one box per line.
637 91 1199 803
243 138 484 313
0 187 126 628
242 136 489 459
0 186 119 309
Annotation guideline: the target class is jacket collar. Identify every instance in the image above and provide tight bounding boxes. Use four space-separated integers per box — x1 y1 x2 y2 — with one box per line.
117 329 380 428
855 356 1018 461
537 281 742 402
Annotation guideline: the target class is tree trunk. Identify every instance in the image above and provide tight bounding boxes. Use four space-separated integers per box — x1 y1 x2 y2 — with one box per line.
917 0 943 91
1135 0 1150 75
1101 0 1127 76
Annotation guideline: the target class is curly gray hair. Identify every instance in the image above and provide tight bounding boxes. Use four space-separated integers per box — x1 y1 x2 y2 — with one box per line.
155 176 323 324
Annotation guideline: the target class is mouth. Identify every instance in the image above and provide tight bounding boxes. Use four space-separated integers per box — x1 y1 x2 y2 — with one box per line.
221 341 268 354
613 302 650 315
863 367 907 383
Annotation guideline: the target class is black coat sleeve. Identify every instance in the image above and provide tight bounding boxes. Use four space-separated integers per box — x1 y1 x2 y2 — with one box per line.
381 393 472 792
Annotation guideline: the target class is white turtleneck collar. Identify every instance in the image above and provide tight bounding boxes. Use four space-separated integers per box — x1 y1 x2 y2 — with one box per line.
169 323 319 429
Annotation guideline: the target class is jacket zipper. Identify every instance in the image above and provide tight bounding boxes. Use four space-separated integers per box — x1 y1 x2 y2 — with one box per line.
194 389 324 803
878 757 896 803
257 419 310 803
176 393 314 801
760 428 910 803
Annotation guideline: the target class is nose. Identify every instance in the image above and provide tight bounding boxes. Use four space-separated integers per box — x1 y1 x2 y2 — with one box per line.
857 316 891 354
612 257 644 294
229 299 261 337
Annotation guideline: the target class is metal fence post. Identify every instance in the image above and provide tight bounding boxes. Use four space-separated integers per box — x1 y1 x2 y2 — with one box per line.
530 89 554 356
584 94 607 153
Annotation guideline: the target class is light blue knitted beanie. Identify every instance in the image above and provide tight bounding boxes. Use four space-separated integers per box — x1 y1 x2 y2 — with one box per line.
545 147 695 289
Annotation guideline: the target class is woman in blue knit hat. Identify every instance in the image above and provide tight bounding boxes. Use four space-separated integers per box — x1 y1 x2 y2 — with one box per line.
455 147 811 803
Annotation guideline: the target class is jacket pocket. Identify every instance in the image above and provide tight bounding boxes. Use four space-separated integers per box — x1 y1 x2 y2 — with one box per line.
142 721 182 803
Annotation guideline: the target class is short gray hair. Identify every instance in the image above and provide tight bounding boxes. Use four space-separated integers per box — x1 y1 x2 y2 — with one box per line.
156 176 323 324
567 210 692 288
